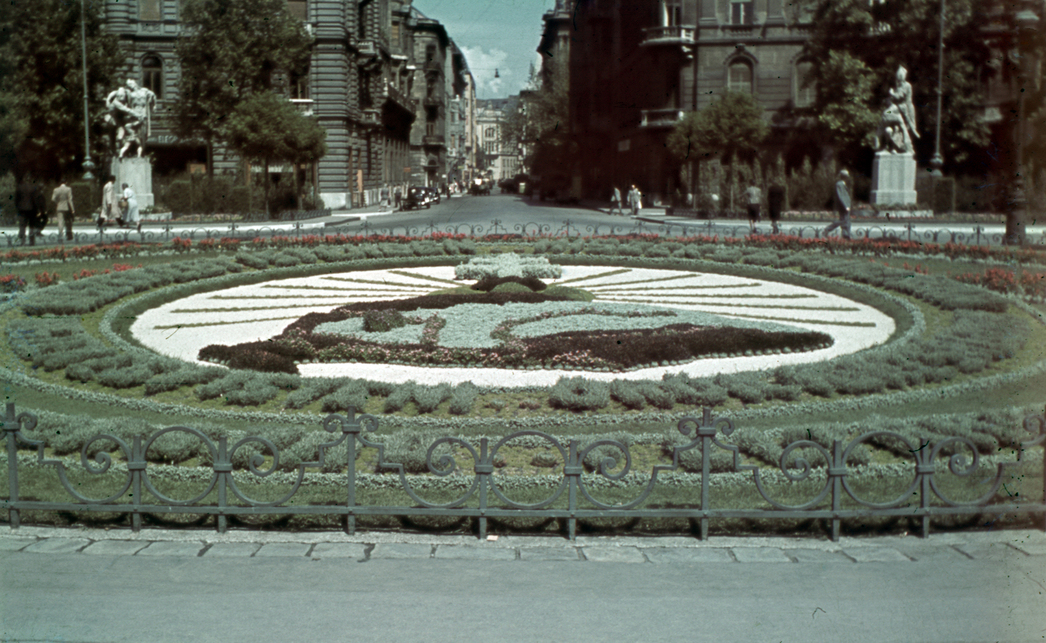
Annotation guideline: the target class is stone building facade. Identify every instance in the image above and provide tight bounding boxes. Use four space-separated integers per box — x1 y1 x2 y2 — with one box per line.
567 0 1038 205
476 98 522 181
104 0 475 209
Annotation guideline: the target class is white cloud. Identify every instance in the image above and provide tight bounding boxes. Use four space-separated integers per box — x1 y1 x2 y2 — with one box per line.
460 46 512 98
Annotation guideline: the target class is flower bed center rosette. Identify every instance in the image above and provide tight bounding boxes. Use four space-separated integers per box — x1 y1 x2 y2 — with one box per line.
128 255 896 385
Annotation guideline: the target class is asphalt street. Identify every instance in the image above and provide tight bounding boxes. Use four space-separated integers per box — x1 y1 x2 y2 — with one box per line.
2 192 1041 247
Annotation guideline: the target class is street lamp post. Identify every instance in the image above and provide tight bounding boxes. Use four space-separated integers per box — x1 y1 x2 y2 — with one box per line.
80 0 95 180
1005 0 1041 246
929 0 945 177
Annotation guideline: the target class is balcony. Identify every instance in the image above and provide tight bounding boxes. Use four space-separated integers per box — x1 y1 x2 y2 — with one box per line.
641 25 695 46
378 79 415 115
290 99 314 117
640 108 685 129
422 134 446 147
423 94 442 108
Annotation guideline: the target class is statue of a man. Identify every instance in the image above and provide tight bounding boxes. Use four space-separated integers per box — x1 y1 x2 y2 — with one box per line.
875 65 919 154
107 79 157 158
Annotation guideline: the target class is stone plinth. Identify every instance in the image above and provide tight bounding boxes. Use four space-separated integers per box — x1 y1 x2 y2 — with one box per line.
871 152 917 205
111 157 154 208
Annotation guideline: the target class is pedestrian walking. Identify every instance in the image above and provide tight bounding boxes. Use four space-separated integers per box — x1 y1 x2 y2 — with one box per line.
101 175 119 227
628 185 642 217
824 169 852 240
393 185 402 210
768 184 785 235
380 184 390 210
15 175 39 246
609 186 624 215
122 183 141 233
52 181 74 242
744 183 761 233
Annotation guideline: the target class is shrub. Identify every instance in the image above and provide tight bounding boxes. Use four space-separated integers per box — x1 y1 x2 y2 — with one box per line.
611 380 646 410
95 365 154 390
285 377 345 409
224 381 279 406
579 432 635 472
320 381 369 413
383 382 416 413
363 309 408 333
447 382 479 415
640 383 676 410
146 429 203 464
548 377 610 411
143 366 226 395
662 430 738 473
413 383 452 414
378 429 452 474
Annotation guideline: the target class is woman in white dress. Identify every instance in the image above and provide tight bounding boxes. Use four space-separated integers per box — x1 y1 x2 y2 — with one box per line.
122 183 140 232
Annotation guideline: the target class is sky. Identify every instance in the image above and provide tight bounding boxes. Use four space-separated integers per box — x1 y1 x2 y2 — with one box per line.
413 0 558 99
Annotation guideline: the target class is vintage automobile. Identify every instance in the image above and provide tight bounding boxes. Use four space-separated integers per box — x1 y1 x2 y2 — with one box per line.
403 186 430 210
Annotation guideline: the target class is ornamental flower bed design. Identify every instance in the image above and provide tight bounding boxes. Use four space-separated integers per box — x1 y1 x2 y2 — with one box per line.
454 252 563 280
198 289 832 374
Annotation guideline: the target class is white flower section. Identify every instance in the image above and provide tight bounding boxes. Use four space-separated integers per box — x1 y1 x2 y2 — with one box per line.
131 265 895 384
454 253 563 280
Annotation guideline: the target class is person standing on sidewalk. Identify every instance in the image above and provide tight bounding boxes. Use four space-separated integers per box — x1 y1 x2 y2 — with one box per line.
101 175 119 227
767 183 785 235
122 183 141 232
51 181 74 242
609 186 624 215
744 183 762 233
824 169 852 240
628 185 642 217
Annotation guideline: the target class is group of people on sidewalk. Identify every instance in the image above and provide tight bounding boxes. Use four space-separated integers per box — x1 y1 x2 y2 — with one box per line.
613 170 852 240
12 174 142 245
609 185 643 217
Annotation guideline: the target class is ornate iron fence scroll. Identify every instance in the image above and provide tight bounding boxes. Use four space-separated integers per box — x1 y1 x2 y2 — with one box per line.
3 404 1044 540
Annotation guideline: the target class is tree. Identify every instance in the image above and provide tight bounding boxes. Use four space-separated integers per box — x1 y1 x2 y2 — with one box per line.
0 0 123 179
501 65 570 180
667 91 769 207
225 92 326 213
173 0 312 177
800 0 995 168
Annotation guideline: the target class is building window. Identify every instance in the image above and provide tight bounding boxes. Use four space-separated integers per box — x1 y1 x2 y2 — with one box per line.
485 141 497 154
663 0 682 26
139 0 161 21
426 45 436 63
730 0 754 25
728 61 753 94
142 55 163 99
485 127 496 139
286 0 306 20
794 60 815 108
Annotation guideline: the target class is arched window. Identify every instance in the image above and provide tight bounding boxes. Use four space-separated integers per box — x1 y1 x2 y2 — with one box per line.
794 60 815 108
727 60 752 94
142 55 163 99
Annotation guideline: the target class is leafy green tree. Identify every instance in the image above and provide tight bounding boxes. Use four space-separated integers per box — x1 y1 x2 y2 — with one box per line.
667 91 769 206
502 64 570 180
800 0 994 167
0 0 123 179
224 92 326 213
173 0 312 177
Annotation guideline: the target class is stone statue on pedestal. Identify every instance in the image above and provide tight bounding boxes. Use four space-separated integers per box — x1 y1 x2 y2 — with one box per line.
105 79 158 210
874 66 919 155
105 79 157 159
870 65 920 206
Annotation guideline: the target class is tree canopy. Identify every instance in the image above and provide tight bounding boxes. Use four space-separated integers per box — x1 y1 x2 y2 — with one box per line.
667 91 769 166
173 0 313 175
501 64 570 178
799 0 996 168
0 0 123 179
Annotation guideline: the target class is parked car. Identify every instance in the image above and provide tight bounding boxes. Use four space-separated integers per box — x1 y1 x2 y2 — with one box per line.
403 186 430 210
469 178 491 196
423 186 441 205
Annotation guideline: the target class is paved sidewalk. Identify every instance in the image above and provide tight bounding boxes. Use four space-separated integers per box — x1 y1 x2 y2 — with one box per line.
3 525 1043 564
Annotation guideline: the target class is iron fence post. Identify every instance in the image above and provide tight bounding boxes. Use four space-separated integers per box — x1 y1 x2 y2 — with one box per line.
346 418 357 536
215 436 230 534
566 440 580 541
129 435 145 532
3 403 21 529
476 438 491 540
917 436 933 539
830 440 844 542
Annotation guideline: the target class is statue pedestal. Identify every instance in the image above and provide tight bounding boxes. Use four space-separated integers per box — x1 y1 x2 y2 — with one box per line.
870 152 917 205
111 157 154 208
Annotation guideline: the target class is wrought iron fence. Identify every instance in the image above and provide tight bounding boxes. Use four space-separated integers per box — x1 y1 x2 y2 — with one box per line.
5 218 1043 248
3 404 1044 540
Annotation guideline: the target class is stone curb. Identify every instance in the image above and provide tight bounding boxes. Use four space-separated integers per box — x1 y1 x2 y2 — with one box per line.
3 526 1043 563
